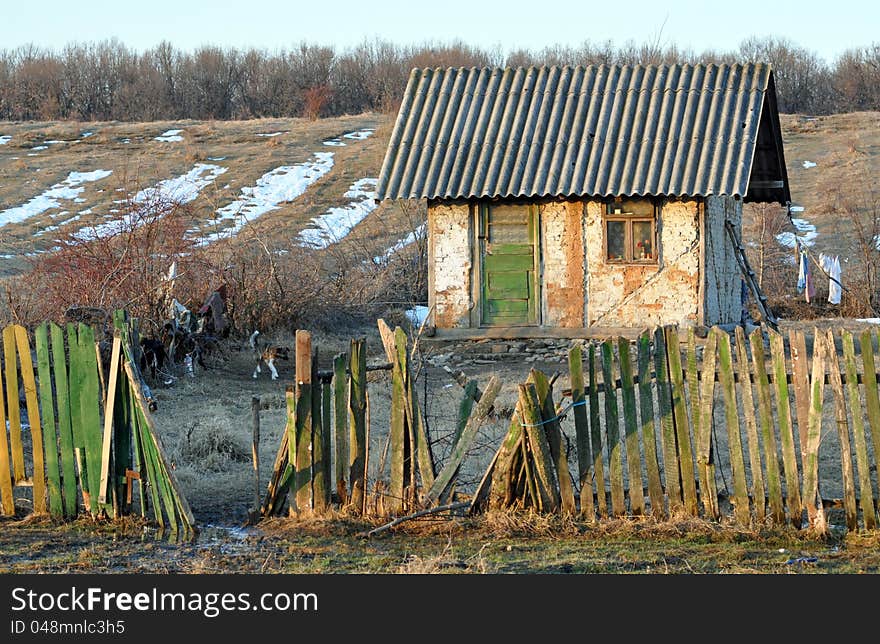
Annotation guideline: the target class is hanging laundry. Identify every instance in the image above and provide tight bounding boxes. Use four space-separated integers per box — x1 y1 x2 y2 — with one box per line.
819 252 843 305
829 255 842 305
797 242 807 293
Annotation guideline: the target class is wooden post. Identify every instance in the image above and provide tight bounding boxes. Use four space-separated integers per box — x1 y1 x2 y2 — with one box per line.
50 323 77 518
311 349 329 513
294 330 313 514
77 323 105 516
665 325 698 516
769 330 803 528
588 344 607 518
529 369 576 514
803 328 828 534
715 328 751 527
284 385 296 516
31 324 62 515
617 337 644 516
4 325 25 484
696 330 719 520
348 338 367 514
321 377 332 507
568 344 592 516
653 326 682 513
637 331 664 518
842 330 877 530
489 402 525 510
251 396 261 521
601 340 625 517
98 333 122 505
519 383 559 513
0 328 13 515
734 325 765 522
389 332 406 515
749 328 785 525
862 329 880 500
825 329 857 532
789 329 810 465
333 353 348 505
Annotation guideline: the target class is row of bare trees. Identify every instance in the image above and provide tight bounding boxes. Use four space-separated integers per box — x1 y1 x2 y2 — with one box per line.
1 36 878 122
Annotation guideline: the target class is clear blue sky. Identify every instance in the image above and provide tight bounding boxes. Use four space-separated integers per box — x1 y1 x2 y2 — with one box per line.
3 0 876 64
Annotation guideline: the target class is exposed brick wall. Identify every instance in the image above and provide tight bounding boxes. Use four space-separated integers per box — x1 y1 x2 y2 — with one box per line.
540 200 585 327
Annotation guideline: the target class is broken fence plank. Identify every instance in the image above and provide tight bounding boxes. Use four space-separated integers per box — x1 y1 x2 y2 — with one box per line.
530 369 576 515
749 327 785 525
50 322 77 519
426 375 500 504
601 340 625 517
35 322 63 518
618 337 644 516
825 328 857 532
665 325 698 517
734 325 765 522
769 329 803 529
638 331 665 519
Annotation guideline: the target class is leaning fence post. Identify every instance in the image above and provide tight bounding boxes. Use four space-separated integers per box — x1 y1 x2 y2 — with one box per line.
333 353 348 505
348 338 367 514
293 330 313 514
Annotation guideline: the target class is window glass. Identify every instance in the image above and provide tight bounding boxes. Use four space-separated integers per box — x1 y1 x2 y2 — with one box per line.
487 204 530 243
632 220 653 260
607 220 625 261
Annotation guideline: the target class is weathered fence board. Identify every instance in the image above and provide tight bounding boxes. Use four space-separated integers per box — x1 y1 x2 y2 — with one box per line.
825 328 858 532
716 328 751 525
601 340 625 516
841 330 877 531
749 328 785 525
769 330 803 529
588 344 607 518
4 325 25 484
348 338 367 513
50 322 77 518
665 325 698 516
638 332 665 518
696 330 719 520
618 337 644 516
734 325 765 522
653 326 682 513
35 323 62 518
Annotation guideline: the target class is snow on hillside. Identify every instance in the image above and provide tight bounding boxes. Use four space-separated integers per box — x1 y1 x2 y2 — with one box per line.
155 129 184 142
196 152 335 245
298 178 378 249
0 170 113 229
70 164 227 241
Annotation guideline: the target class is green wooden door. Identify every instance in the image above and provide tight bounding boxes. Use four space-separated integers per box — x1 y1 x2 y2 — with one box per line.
480 203 538 326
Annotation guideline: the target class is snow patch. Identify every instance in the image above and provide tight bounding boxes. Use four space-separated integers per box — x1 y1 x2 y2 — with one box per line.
777 217 817 248
0 135 11 145
802 160 817 169
70 164 226 242
155 129 183 142
298 178 378 249
196 152 335 245
322 138 345 147
256 132 285 137
31 145 48 151
342 128 374 140
0 170 112 229
375 224 426 264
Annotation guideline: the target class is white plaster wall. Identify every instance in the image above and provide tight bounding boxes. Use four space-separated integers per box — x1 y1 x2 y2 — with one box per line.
428 203 472 328
704 195 743 325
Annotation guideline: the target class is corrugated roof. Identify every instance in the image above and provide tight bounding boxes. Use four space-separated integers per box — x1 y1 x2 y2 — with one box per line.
377 63 790 203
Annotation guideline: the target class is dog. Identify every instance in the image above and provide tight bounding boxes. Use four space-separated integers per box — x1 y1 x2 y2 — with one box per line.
140 337 171 383
250 330 290 380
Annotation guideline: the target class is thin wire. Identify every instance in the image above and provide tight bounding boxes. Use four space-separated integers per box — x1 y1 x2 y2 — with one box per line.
786 201 848 293
516 399 587 427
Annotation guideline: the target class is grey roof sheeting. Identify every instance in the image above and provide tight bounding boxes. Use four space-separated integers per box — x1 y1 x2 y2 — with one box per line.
377 63 790 204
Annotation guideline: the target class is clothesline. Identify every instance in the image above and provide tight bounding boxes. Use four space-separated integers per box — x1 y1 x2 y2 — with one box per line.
786 202 848 295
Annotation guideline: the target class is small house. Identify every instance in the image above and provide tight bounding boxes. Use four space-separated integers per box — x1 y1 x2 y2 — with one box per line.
376 63 791 335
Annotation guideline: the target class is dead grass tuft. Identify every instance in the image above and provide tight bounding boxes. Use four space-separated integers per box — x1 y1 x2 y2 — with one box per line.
177 421 250 472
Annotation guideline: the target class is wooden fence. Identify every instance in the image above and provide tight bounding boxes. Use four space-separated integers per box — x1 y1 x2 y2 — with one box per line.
0 312 194 537
263 322 880 535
